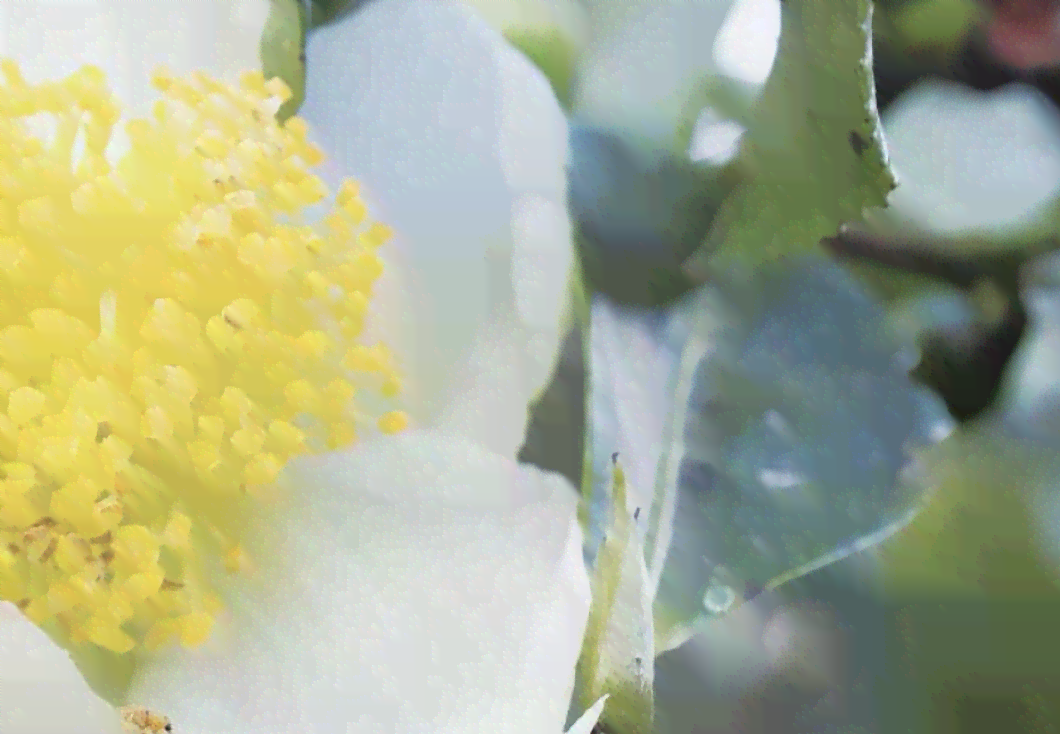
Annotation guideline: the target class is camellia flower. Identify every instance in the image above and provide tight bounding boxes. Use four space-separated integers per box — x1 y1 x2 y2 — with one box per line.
0 2 599 733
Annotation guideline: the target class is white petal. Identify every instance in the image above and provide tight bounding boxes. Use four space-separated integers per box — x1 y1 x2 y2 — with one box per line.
573 0 734 154
128 430 591 734
512 195 573 333
0 603 123 734
300 0 574 454
0 0 266 108
0 0 267 165
884 79 1060 239
566 694 609 734
495 36 571 197
436 306 549 459
711 0 781 85
689 108 745 164
435 194 573 457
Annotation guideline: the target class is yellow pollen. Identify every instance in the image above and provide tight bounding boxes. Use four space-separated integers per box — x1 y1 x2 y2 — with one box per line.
377 411 409 435
0 62 408 655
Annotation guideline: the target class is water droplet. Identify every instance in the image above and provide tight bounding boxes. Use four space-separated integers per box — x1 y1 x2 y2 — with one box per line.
703 583 736 614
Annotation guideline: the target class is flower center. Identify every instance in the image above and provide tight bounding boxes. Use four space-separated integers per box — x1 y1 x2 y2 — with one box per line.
0 62 406 655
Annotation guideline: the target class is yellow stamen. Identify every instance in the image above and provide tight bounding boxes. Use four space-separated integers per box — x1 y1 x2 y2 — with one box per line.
0 62 409 655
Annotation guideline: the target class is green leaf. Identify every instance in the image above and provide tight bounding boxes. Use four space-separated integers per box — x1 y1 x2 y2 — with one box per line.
636 300 712 654
648 259 954 649
260 0 307 122
875 426 1060 598
569 125 734 307
872 257 1060 597
584 296 696 653
690 0 897 271
584 285 757 658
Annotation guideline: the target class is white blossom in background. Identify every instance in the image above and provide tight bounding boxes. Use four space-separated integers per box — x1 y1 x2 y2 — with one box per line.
0 1 598 733
711 0 781 85
997 251 1060 435
688 108 745 164
883 79 1060 239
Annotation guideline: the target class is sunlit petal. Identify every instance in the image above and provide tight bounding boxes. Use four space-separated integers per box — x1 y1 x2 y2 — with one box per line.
0 602 122 733
128 430 591 734
300 0 574 455
0 0 266 109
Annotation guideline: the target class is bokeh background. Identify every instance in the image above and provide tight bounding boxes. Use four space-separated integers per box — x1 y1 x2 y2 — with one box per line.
510 0 1060 731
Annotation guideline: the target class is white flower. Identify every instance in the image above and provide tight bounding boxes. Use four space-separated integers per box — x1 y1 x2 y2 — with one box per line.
0 2 593 733
883 78 1060 243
